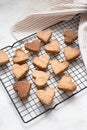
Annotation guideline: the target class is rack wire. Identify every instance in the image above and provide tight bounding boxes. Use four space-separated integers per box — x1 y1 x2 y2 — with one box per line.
0 14 87 123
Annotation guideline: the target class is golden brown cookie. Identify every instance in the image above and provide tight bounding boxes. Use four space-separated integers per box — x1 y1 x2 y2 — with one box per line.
13 49 29 64
12 64 29 80
25 39 41 54
51 59 69 75
36 29 52 44
44 39 60 53
32 70 50 88
58 74 77 92
36 87 55 106
64 46 80 61
64 29 78 44
0 50 9 66
33 54 50 70
13 81 31 100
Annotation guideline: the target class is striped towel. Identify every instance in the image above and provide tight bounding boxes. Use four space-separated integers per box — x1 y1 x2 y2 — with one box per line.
11 0 87 70
11 0 87 40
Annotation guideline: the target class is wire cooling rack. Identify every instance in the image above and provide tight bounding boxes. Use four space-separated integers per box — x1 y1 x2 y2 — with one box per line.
0 14 87 123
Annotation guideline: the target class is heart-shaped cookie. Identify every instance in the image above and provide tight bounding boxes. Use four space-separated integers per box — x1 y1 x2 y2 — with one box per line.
13 49 29 64
63 29 78 44
12 64 29 80
33 54 50 70
36 87 55 106
32 70 50 88
36 29 52 43
25 40 41 54
58 74 77 92
44 39 60 53
64 46 80 61
51 59 69 75
13 81 31 100
0 50 9 66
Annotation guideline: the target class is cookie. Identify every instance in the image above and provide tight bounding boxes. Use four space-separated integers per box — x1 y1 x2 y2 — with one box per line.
36 87 55 106
25 39 41 54
13 81 31 100
32 70 50 88
0 50 9 66
64 29 78 44
12 64 29 80
13 49 29 64
64 46 80 61
33 54 50 70
36 29 52 43
44 39 60 53
51 59 69 75
58 74 77 92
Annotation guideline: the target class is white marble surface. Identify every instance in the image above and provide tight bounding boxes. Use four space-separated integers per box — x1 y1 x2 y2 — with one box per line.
0 1 87 130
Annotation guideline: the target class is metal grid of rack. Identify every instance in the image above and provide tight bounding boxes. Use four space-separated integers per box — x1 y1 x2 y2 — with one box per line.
0 14 87 123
